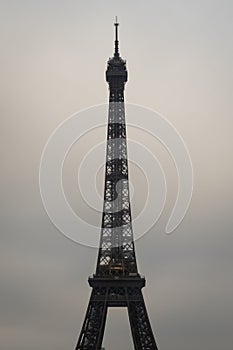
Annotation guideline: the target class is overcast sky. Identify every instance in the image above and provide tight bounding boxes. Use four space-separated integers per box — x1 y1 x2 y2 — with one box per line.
1 1 233 349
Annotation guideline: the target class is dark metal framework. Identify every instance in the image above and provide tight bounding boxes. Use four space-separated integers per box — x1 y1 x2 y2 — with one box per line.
75 19 158 350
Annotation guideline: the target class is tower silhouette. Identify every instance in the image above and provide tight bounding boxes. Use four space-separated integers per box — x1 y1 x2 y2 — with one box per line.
75 19 158 350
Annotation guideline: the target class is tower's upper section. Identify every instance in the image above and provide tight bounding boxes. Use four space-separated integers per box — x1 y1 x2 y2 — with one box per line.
106 18 128 89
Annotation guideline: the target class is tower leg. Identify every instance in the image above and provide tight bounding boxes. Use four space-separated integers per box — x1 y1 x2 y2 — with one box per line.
75 289 108 350
128 290 158 350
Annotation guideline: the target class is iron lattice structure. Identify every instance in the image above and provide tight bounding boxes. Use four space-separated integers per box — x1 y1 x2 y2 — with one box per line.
75 20 158 350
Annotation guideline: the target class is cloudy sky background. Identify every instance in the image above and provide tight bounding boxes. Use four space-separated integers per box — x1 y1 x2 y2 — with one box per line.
1 1 233 349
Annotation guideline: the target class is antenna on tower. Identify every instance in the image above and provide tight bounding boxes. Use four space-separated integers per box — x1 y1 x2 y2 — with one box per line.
114 16 119 57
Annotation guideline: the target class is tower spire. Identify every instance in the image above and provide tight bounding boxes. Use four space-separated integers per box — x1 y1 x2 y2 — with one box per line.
114 16 119 57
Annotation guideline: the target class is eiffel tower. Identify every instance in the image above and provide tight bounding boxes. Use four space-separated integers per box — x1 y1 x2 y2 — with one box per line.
75 19 158 350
